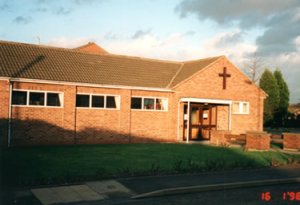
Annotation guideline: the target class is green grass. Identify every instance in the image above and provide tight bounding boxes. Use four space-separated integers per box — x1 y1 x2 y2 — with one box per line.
1 143 300 187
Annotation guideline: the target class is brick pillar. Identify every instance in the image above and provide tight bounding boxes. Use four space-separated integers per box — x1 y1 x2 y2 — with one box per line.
246 131 271 151
63 85 77 144
119 89 131 142
283 133 300 151
0 80 9 147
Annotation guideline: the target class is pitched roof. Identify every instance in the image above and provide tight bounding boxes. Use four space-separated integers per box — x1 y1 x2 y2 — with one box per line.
0 40 221 89
73 42 109 55
169 57 220 87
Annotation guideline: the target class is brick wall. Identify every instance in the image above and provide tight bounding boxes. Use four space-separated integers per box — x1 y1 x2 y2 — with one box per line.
2 56 265 146
7 82 174 145
245 132 270 151
10 82 75 145
283 133 300 151
130 90 174 142
210 130 231 145
174 57 265 135
0 80 9 146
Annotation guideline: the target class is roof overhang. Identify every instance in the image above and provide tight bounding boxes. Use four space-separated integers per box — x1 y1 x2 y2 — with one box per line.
180 98 232 105
0 77 174 93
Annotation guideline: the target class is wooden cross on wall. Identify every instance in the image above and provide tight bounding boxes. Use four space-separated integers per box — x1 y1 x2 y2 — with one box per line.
219 67 231 89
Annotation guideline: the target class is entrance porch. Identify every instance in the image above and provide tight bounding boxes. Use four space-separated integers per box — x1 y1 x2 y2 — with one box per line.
178 98 232 143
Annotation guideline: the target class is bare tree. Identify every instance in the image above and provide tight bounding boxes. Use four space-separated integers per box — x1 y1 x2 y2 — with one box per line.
243 52 265 83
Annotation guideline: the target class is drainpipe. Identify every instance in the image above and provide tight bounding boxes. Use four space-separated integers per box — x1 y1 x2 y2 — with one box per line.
7 79 12 147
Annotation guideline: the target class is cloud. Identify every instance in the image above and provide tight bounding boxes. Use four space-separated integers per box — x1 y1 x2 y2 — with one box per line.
184 30 195 36
104 32 118 40
132 29 152 39
54 7 72 15
176 0 299 27
256 11 300 56
176 0 300 56
13 16 32 24
47 37 95 48
215 31 244 47
0 3 9 11
72 0 101 5
106 31 255 63
32 7 48 13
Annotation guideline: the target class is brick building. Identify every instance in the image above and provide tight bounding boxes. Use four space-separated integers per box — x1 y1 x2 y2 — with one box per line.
0 41 266 146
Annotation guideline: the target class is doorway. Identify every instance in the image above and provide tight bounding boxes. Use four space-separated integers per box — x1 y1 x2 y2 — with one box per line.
183 103 217 141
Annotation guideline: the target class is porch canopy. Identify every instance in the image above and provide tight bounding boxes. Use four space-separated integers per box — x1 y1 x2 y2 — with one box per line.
179 98 232 143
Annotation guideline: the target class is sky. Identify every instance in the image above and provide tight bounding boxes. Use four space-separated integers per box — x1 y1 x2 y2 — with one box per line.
0 0 299 103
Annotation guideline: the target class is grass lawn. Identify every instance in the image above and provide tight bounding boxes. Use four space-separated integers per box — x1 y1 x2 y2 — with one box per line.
1 143 300 188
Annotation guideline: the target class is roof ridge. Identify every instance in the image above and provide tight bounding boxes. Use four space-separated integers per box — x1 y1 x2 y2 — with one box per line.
0 40 180 65
0 40 115 58
0 40 78 52
166 62 185 88
181 55 224 63
73 42 97 50
0 40 222 66
106 53 181 65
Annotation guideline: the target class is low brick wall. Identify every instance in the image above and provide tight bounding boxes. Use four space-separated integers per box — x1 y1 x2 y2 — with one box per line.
283 133 300 151
246 132 271 151
210 130 231 145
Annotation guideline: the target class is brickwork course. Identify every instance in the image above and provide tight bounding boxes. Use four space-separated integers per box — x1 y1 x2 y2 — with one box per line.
0 40 267 146
283 133 300 151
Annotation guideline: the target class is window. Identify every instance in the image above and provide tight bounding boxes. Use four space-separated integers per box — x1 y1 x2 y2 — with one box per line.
12 91 27 105
106 96 116 108
29 92 45 106
76 94 120 109
156 98 167 110
131 97 168 111
92 96 104 108
144 98 154 110
12 90 63 107
47 93 61 107
232 101 249 114
232 102 240 113
131 97 142 109
76 95 90 107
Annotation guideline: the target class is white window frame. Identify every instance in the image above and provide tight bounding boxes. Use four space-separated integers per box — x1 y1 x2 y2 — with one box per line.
131 96 168 111
11 89 64 108
232 101 250 114
76 93 120 110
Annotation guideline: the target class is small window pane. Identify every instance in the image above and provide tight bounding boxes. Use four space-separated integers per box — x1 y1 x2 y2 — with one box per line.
191 107 198 124
12 91 27 105
29 92 45 106
232 102 239 113
92 96 104 108
156 98 167 110
76 95 90 107
131 97 142 109
242 103 248 113
47 93 61 106
144 98 154 110
106 96 116 108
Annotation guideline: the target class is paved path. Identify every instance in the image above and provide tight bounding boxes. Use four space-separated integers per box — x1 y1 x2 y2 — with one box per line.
26 166 300 205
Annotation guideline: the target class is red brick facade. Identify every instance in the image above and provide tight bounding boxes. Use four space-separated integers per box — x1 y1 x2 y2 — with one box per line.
283 133 300 151
0 57 266 146
245 132 271 151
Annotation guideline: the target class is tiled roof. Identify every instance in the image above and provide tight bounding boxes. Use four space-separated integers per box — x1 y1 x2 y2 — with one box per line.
0 40 221 89
169 57 220 87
